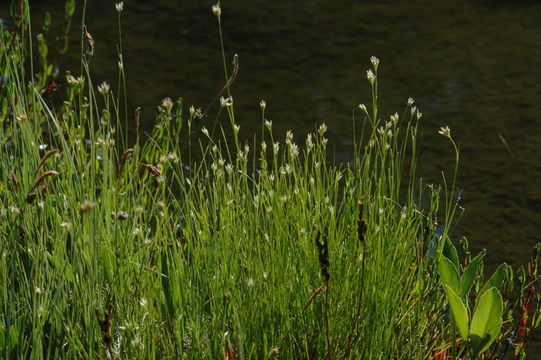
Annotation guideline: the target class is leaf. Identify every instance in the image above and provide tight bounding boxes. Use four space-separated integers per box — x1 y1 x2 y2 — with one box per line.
461 249 486 298
442 236 459 269
438 255 461 295
470 287 503 357
479 263 509 299
444 284 469 341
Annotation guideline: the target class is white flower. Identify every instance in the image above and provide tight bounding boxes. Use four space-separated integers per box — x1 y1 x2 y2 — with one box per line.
264 119 272 130
115 2 123 12
201 126 209 137
288 143 299 158
97 81 110 95
212 2 221 17
370 56 380 69
220 96 233 107
366 69 376 84
260 100 266 110
438 126 451 137
358 103 367 113
390 112 399 124
318 123 328 136
407 97 414 106
161 97 173 113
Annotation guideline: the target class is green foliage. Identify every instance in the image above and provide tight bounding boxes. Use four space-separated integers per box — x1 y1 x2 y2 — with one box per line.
470 288 503 357
0 1 540 359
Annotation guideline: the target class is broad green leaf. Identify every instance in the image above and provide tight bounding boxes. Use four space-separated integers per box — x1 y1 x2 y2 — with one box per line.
479 263 509 298
461 249 486 298
442 236 460 269
470 287 503 357
443 284 469 341
438 255 461 295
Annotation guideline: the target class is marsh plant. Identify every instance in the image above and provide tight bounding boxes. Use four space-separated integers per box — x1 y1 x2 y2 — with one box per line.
0 1 540 359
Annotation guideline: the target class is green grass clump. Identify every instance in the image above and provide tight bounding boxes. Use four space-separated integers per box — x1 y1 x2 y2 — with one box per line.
1 1 540 359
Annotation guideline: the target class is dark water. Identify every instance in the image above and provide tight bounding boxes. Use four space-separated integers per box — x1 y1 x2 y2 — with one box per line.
4 0 540 265
2 0 541 353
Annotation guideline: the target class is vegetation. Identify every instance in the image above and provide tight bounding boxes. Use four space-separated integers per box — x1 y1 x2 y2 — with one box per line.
1 1 540 358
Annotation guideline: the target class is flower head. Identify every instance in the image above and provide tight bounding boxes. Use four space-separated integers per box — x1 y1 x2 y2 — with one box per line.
370 56 380 70
366 69 376 85
438 126 451 137
212 2 221 17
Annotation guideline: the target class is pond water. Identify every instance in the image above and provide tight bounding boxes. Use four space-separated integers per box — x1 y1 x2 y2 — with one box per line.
3 0 541 335
4 0 540 266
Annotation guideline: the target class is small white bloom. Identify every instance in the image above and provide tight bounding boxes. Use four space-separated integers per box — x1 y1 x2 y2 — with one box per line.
264 119 272 130
201 126 209 137
212 2 221 17
407 97 414 106
318 123 328 136
260 99 266 110
220 96 233 107
115 2 123 12
139 297 148 307
98 81 110 95
366 69 376 84
286 130 293 142
370 56 380 69
358 103 367 113
390 112 399 124
438 126 451 137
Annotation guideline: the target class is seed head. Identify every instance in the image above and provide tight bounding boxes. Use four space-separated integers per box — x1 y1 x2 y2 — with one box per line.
80 200 96 212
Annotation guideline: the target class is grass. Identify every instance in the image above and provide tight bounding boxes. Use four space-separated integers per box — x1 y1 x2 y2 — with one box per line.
0 1 540 359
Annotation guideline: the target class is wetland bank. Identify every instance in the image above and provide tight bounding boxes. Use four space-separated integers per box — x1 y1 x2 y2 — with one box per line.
1 1 540 359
